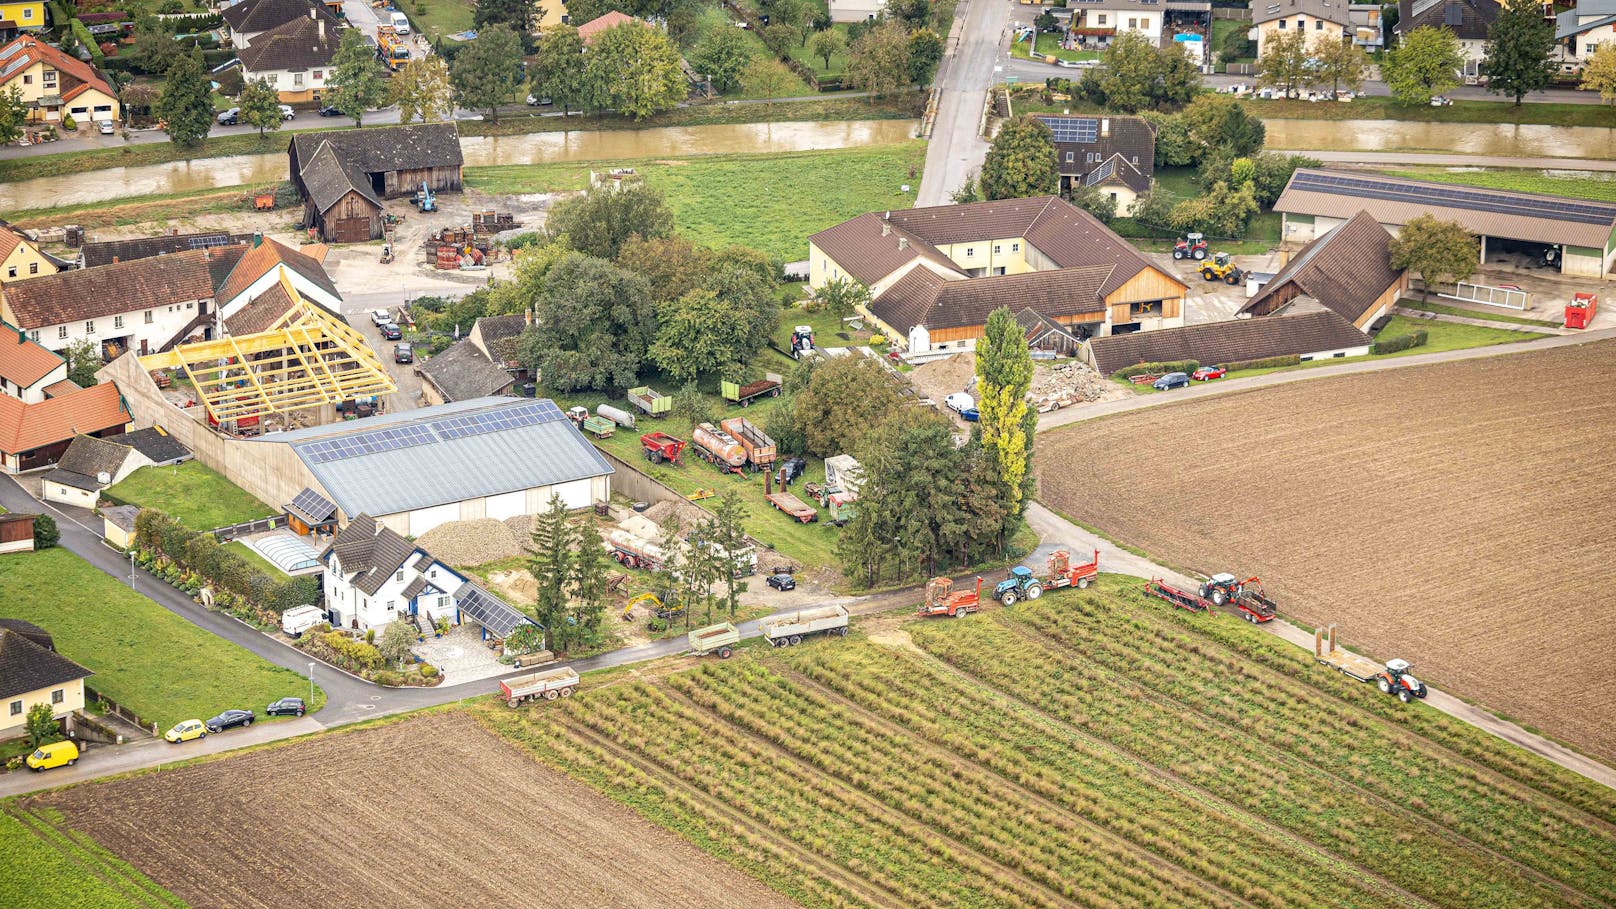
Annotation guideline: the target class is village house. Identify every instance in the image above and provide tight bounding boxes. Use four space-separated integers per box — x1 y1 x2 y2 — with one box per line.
238 8 342 102
0 223 62 286
78 230 257 269
828 0 885 22
0 321 69 403
1396 0 1499 73
1554 0 1616 72
0 621 92 740
1034 115 1155 211
0 1 47 41
0 380 131 474
1249 0 1383 56
577 9 649 44
809 197 1188 354
289 123 464 242
223 0 340 50
0 34 120 125
39 427 191 507
419 339 516 406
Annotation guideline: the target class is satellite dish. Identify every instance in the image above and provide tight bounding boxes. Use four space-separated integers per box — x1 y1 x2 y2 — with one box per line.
97 471 111 485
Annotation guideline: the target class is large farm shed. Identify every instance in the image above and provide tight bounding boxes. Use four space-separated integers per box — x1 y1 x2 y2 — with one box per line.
1086 310 1372 374
288 124 464 242
1274 168 1616 278
1240 210 1408 330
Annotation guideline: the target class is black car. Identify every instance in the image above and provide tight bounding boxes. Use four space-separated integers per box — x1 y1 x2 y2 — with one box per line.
318 105 343 117
379 323 402 341
394 342 413 364
204 709 255 733
266 697 305 717
778 456 808 483
766 572 796 591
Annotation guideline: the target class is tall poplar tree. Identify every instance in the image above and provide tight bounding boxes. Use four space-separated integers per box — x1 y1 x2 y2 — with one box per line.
975 307 1035 517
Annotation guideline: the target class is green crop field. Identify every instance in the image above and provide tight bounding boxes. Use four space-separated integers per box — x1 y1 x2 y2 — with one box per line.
0 806 185 909
0 548 323 730
477 575 1616 909
104 461 276 532
1385 166 1616 202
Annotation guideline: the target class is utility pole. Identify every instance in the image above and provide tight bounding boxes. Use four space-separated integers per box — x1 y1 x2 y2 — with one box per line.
129 550 136 588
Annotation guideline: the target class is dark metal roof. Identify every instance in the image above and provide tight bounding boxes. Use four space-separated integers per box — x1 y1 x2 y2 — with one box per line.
239 12 341 73
290 123 464 177
419 339 516 403
1241 210 1404 324
1087 310 1371 375
0 629 91 701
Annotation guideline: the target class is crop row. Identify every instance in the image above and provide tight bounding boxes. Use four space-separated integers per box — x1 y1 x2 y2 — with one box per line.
1113 583 1616 828
559 682 1063 909
670 660 1233 909
789 642 1410 909
1 807 184 909
472 705 882 909
1017 596 1616 902
908 617 1583 909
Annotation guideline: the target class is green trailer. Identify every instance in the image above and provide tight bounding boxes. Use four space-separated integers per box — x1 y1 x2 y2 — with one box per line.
628 386 672 417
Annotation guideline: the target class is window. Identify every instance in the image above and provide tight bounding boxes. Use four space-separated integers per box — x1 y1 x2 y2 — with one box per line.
114 315 123 329
396 570 404 581
22 74 30 84
993 245 1002 254
58 326 67 339
28 262 37 274
85 320 95 334
387 600 396 612
1065 151 1074 162
144 310 153 324
1128 17 1137 28
1132 156 1139 165
51 689 64 704
430 568 437 578
27 330 38 342
1012 242 1020 253
438 595 449 609
185 302 193 309
1315 19 1323 29
313 70 323 79
22 6 32 17
1088 152 1098 163
1097 14 1106 24
1278 19 1286 27
965 247 974 258
5 266 13 277
8 700 20 716
43 70 56 87
294 72 305 87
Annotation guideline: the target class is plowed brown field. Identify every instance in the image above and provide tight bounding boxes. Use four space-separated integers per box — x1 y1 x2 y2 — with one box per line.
1036 340 1616 762
38 712 800 909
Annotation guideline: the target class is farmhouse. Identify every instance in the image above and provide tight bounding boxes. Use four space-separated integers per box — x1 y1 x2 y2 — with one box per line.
1396 0 1498 70
1086 309 1373 374
223 0 340 50
0 35 120 125
39 434 151 507
319 513 534 637
419 339 515 406
1240 210 1407 330
0 624 92 740
213 236 342 317
809 197 1188 353
1249 0 1383 56
0 380 130 474
1033 115 1154 210
0 322 67 403
0 223 60 285
289 124 464 242
1274 168 1616 278
79 230 257 269
238 9 342 103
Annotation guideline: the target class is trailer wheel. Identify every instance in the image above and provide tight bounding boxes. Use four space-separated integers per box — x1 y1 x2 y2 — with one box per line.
545 689 560 701
1076 576 1091 589
837 626 849 636
1377 677 1392 695
789 634 802 646
560 687 574 698
650 451 663 464
507 698 520 708
954 608 968 619
718 646 733 659
1397 688 1413 704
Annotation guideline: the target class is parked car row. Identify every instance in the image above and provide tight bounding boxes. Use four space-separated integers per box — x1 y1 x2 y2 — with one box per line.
162 697 306 746
1153 365 1227 391
216 105 296 126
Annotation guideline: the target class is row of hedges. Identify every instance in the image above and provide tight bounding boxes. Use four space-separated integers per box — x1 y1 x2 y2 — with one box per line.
79 11 129 24
1224 354 1301 371
1110 359 1199 380
1370 329 1428 355
132 508 320 629
70 20 105 63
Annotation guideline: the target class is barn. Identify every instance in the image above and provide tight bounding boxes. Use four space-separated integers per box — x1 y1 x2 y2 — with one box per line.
289 124 464 242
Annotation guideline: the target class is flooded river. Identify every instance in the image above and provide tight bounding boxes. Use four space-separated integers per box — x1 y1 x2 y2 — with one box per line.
1262 118 1616 159
0 119 921 212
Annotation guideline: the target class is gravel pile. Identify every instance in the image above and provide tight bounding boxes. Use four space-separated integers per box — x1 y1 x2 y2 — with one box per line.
416 519 526 566
1030 361 1111 410
908 352 976 403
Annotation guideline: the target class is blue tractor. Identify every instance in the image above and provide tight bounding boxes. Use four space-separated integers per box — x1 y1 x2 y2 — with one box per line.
993 566 1043 606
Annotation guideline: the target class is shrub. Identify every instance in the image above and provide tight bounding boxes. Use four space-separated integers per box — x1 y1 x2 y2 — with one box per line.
1370 329 1428 355
61 113 77 131
1109 360 1199 380
1224 354 1301 371
25 703 60 748
419 664 437 679
70 20 104 63
372 670 404 687
32 514 58 549
365 628 376 644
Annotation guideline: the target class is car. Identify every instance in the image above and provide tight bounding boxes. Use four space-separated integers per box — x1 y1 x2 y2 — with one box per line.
266 697 306 717
766 572 796 591
525 94 552 106
394 342 413 364
25 740 79 772
960 407 980 422
1192 365 1226 381
96 119 116 135
778 455 807 482
164 719 207 743
1153 372 1191 391
216 107 240 125
1430 95 1453 106
369 308 394 326
379 323 402 341
318 104 343 117
1056 58 1082 68
205 709 255 733
279 104 296 120
944 391 975 414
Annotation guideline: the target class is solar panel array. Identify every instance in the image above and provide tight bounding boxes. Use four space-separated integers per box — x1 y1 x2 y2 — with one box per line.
300 423 439 464
1084 157 1118 187
457 584 532 638
1292 171 1616 227
1040 117 1099 144
430 399 564 441
290 488 336 521
186 234 237 250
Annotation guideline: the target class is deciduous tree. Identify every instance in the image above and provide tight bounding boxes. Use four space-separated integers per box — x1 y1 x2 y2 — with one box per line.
792 356 906 457
692 27 753 93
1485 0 1556 105
475 0 543 42
1312 36 1368 96
976 307 1035 516
1383 25 1463 105
740 56 797 103
908 27 943 84
809 26 845 70
452 24 527 122
1389 214 1479 298
531 25 591 115
378 620 417 668
25 704 59 749
650 289 745 381
547 182 675 259
1180 94 1266 163
980 115 1058 201
846 20 912 97
1168 179 1259 237
515 253 657 390
1580 43 1616 104
63 339 101 387
811 276 870 315
1256 27 1310 98
1080 32 1200 112
239 78 282 137
617 235 709 303
327 29 389 127
587 21 687 119
155 50 213 147
392 55 454 123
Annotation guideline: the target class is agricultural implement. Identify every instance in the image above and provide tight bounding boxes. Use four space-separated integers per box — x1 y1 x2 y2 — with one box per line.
628 385 671 417
639 431 686 465
1565 292 1597 329
689 622 740 659
998 549 1102 605
608 530 666 570
692 422 748 473
1143 578 1214 613
687 488 715 501
918 576 983 618
500 667 578 707
720 416 777 472
765 492 817 523
721 375 782 407
1314 625 1429 703
253 191 276 211
566 406 615 438
1199 573 1278 623
760 605 849 647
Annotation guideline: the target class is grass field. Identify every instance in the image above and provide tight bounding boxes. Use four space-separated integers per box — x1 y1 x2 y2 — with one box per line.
1398 298 1564 327
224 540 283 578
391 0 474 40
466 141 926 260
0 548 324 730
104 462 275 532
1011 32 1101 62
7 185 274 230
1375 313 1549 351
0 806 184 909
1384 166 1616 202
785 22 852 78
475 575 1616 909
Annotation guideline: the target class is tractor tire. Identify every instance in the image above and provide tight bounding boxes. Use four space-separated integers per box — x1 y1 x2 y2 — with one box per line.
1378 677 1393 695
1000 591 1018 606
1398 688 1413 703
837 626 849 636
1226 273 1241 286
1026 584 1042 600
1076 576 1091 589
954 608 969 619
1173 248 1185 260
1193 248 1207 261
1210 588 1228 607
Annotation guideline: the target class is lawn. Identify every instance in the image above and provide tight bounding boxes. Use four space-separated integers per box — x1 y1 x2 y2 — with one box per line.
1210 17 1252 64
1010 31 1100 63
1374 313 1549 352
7 185 272 231
1384 166 1616 203
391 0 474 40
105 461 276 532
0 547 325 730
225 540 284 578
1398 298 1564 327
0 806 183 909
786 22 852 79
465 141 926 260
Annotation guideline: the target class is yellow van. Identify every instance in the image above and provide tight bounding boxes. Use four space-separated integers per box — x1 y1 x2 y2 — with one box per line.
25 740 79 772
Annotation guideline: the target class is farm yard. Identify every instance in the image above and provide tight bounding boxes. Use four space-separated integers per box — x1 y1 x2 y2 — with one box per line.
20 712 800 909
475 579 1616 909
1035 339 1616 762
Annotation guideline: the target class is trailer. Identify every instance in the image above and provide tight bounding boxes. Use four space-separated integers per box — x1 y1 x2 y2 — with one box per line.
1314 625 1427 701
720 416 777 471
1565 292 1597 329
824 491 857 527
918 576 982 618
688 622 740 659
765 492 818 522
823 455 864 496
1143 578 1214 613
760 604 849 647
1041 549 1099 591
721 374 782 407
608 529 666 570
596 404 636 429
1199 573 1278 623
692 422 748 472
499 666 579 707
639 431 686 465
627 385 672 417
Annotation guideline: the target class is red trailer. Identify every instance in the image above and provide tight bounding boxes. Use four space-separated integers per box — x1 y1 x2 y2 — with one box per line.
1565 292 1597 329
1041 549 1099 591
1143 578 1214 613
918 576 983 618
639 431 686 465
765 492 817 522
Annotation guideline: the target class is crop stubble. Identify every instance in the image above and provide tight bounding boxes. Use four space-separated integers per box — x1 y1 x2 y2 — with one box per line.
39 712 800 909
1035 341 1616 760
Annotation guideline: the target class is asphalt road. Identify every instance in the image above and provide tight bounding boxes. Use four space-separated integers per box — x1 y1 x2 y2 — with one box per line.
916 0 1010 206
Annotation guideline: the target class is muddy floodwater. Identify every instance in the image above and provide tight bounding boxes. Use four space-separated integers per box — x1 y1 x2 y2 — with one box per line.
1262 118 1616 158
0 119 921 212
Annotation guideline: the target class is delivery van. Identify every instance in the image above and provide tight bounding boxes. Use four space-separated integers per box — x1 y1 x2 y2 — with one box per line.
25 740 79 772
391 11 411 33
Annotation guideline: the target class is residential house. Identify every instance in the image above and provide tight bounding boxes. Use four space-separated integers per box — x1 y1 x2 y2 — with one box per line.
1396 0 1500 73
0 321 68 403
39 433 151 507
828 0 886 22
0 624 92 739
319 513 535 639
223 0 340 50
808 196 1188 353
0 35 120 125
238 8 342 102
1086 309 1373 374
1034 115 1155 211
0 1 47 40
1555 0 1616 72
1250 0 1382 56
577 10 648 44
213 236 343 320
468 314 528 369
0 223 61 285
1065 0 1170 47
419 339 516 406
1238 210 1408 330
289 124 464 241
0 380 131 473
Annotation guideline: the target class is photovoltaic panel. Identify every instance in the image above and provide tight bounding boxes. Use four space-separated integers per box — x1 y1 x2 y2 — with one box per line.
1292 171 1616 226
430 399 564 441
301 422 439 464
457 584 532 638
290 488 336 520
1039 116 1099 145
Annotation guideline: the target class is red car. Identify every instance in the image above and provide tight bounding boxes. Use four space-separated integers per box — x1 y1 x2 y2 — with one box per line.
1192 365 1226 381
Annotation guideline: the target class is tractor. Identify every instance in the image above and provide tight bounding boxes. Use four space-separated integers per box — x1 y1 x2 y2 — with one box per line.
1172 232 1208 261
1198 573 1277 622
1376 658 1428 703
1199 252 1245 285
994 565 1044 606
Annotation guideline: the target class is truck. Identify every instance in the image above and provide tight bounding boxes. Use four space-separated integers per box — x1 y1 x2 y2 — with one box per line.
760 605 849 647
918 576 982 618
607 529 667 570
720 416 776 472
627 385 672 417
823 455 864 496
280 604 326 637
721 374 782 407
765 491 818 522
688 622 740 659
499 666 579 707
692 422 748 472
639 431 686 465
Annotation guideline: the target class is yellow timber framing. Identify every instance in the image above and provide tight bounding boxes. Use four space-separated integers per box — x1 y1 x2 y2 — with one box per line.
138 273 395 423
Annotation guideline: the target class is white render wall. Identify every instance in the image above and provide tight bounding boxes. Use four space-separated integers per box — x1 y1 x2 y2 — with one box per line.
26 300 206 357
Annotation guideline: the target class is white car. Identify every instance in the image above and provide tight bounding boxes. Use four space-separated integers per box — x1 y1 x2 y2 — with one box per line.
369 308 394 327
96 119 116 135
945 391 975 414
279 104 296 120
1430 95 1453 106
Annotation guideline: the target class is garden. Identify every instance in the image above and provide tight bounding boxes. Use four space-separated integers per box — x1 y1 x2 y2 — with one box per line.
103 461 276 532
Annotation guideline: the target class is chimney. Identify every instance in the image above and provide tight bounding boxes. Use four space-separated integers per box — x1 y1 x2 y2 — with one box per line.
318 19 325 38
883 210 890 220
898 237 908 250
309 6 316 17
1101 118 1109 137
253 230 263 248
112 255 119 264
171 227 179 236
881 223 891 237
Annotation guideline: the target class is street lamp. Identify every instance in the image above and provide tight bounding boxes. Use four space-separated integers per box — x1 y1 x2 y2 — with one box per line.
308 662 315 706
129 550 136 588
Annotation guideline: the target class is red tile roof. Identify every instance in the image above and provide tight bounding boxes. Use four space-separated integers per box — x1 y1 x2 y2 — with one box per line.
0 225 24 261
0 322 64 389
578 10 642 43
215 237 340 307
0 36 116 106
0 381 130 455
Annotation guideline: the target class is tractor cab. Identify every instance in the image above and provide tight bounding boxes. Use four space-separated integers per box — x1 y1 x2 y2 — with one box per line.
1378 658 1428 701
1207 572 1236 586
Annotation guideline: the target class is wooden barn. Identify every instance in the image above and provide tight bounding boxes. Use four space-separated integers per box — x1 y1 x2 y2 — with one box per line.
289 123 464 242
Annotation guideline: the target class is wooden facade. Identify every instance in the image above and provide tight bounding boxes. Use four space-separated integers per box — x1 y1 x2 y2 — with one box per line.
382 165 462 199
307 189 384 243
1104 269 1188 311
1354 275 1408 330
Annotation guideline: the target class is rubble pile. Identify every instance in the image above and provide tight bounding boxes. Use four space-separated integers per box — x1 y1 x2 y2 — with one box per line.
1029 361 1110 411
415 518 526 567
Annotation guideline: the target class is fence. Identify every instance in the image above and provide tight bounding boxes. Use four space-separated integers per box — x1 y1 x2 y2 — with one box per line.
1213 7 1252 18
211 515 287 542
1443 281 1530 311
86 686 158 738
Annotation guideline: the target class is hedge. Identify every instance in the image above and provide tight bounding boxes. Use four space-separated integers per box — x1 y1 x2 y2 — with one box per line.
79 11 129 24
70 20 104 64
1110 359 1199 380
132 508 320 623
1224 354 1301 371
1370 329 1428 355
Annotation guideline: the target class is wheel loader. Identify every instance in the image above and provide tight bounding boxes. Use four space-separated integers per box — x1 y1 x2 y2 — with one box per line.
1199 252 1245 286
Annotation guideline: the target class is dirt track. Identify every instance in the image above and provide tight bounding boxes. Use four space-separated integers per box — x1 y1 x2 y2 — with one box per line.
39 713 800 909
1036 340 1616 763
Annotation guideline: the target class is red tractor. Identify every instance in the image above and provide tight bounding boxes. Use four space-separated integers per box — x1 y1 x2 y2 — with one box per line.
918 576 983 618
1172 232 1208 261
1376 659 1429 703
639 431 686 465
1198 573 1278 623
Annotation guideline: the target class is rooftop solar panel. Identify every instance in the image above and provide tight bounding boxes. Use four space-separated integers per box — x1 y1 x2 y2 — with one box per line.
430 399 564 441
301 422 439 464
1038 116 1099 145
1291 172 1616 226
456 584 533 638
289 488 337 521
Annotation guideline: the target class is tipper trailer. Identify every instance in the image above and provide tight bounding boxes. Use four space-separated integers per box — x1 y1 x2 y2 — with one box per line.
500 667 578 707
760 605 850 647
720 416 777 471
627 385 672 417
689 622 740 659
